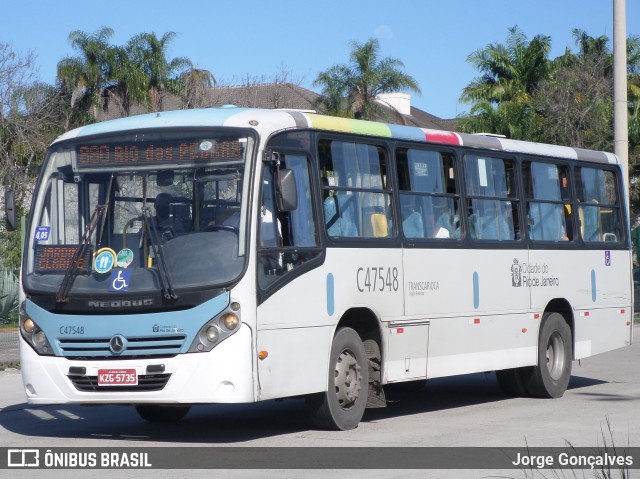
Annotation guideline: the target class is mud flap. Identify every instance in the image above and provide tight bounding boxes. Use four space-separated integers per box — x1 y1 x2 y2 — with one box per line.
364 340 386 408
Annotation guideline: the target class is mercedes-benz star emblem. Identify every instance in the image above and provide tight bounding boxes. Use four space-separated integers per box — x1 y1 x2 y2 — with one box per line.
109 334 126 354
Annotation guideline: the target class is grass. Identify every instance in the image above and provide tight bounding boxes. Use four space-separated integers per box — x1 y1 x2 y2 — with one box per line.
0 361 20 371
516 417 632 479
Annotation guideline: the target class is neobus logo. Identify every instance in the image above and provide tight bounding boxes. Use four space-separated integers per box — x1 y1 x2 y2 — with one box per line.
87 299 154 308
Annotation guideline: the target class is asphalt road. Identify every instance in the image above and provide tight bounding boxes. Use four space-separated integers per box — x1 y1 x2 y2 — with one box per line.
0 327 638 479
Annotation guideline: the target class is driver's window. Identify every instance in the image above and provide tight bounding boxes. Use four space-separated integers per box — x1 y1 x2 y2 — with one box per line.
258 155 319 290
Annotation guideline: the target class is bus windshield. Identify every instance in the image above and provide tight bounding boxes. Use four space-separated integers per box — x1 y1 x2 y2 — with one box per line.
23 130 254 300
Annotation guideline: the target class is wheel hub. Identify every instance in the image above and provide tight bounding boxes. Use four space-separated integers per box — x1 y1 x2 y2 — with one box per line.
334 348 363 408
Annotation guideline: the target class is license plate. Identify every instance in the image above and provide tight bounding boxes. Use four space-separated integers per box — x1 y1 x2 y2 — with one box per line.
97 369 138 386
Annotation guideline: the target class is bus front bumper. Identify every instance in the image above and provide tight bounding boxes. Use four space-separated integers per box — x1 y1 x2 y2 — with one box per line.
19 326 255 405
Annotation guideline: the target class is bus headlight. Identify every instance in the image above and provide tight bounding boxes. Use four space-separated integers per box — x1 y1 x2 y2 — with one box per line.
205 326 220 343
189 301 242 353
23 318 37 334
19 302 54 356
33 331 47 348
222 313 239 330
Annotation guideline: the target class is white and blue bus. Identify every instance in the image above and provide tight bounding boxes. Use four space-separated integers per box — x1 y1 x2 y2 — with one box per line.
8 107 633 430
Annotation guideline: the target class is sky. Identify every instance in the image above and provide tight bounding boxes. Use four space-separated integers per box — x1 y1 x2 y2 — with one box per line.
2 0 639 120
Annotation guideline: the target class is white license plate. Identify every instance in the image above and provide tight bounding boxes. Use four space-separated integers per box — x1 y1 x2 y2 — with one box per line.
97 368 138 386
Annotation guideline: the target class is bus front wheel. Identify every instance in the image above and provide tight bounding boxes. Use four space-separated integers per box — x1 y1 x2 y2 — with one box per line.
526 312 572 398
135 404 191 422
306 327 369 430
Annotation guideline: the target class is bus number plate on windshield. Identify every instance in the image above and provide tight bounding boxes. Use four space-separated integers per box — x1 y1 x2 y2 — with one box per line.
97 369 137 386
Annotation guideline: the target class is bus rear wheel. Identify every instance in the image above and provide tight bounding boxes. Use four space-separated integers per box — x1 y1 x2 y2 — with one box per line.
525 312 572 398
135 404 191 422
306 327 369 430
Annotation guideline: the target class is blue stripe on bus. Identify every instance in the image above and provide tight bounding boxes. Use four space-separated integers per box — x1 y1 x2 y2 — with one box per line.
326 273 335 316
591 269 597 302
473 272 480 309
386 123 430 142
75 108 250 137
26 291 230 357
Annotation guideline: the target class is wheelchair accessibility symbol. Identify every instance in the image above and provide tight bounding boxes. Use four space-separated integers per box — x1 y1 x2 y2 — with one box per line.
109 269 131 292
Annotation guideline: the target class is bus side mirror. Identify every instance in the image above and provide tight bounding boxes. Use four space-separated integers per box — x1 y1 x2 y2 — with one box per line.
275 169 298 212
5 189 16 231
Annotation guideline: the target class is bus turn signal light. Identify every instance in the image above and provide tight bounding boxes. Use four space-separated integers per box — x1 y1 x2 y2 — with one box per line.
258 351 268 360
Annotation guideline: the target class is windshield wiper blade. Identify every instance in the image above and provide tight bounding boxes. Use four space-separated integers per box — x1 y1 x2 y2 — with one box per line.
141 207 178 301
56 205 105 303
56 174 115 303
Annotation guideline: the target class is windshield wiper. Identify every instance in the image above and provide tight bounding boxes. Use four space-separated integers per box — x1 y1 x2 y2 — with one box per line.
141 207 178 301
57 175 114 303
56 205 105 303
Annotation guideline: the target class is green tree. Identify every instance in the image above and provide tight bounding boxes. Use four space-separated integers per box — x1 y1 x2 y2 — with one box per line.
127 32 193 112
56 27 114 124
533 31 613 150
102 41 148 117
181 68 217 109
458 26 551 139
313 38 420 120
627 36 640 158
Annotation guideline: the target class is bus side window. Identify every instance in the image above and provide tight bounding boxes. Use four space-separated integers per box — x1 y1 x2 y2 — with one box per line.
524 161 570 242
397 147 460 240
463 155 518 241
576 167 622 243
320 139 391 239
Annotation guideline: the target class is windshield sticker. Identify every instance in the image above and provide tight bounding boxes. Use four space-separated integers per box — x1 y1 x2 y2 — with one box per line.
116 248 134 268
34 226 50 242
94 248 116 274
109 269 131 292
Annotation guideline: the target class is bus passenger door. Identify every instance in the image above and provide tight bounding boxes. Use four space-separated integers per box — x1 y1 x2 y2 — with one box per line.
255 153 329 400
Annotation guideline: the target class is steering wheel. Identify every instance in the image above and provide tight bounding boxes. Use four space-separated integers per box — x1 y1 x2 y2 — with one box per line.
204 225 239 233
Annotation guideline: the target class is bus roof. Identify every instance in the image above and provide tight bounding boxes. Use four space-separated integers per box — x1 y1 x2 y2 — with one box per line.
53 107 618 165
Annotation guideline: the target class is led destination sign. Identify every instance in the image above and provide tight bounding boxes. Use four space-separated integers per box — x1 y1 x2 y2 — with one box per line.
76 137 244 168
34 246 93 274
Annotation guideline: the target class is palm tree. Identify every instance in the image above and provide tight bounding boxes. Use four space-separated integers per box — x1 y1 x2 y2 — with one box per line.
313 38 420 120
459 26 551 138
103 41 148 117
181 68 217 109
56 27 114 122
128 32 193 112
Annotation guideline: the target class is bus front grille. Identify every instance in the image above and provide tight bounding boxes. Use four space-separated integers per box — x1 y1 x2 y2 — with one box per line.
57 335 187 358
67 373 171 392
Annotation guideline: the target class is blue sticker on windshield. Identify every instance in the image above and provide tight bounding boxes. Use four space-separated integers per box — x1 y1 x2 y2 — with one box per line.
109 269 131 292
34 226 50 242
94 248 116 274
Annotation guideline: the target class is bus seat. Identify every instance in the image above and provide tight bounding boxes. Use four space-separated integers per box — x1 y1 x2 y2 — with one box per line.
370 213 389 238
172 202 191 232
479 209 512 240
530 203 564 241
199 206 217 230
402 211 424 238
467 213 478 239
580 203 600 242
324 195 358 237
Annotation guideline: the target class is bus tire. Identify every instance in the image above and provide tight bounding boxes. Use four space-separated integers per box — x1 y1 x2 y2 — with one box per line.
306 327 369 430
525 312 572 398
135 404 191 422
495 367 531 397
